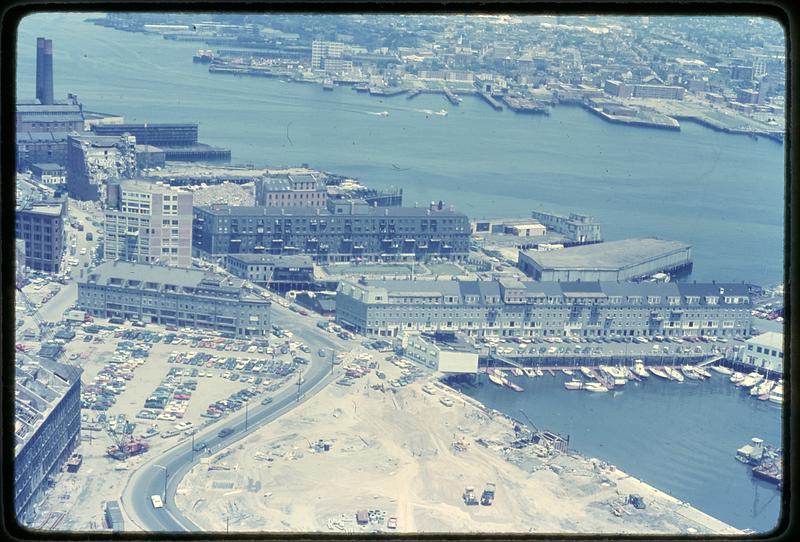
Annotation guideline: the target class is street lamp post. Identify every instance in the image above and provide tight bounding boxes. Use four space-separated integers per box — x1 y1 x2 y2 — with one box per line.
245 401 249 431
154 464 168 504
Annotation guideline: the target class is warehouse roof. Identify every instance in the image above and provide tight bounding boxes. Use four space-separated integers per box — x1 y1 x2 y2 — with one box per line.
746 331 783 351
521 238 691 270
227 253 314 267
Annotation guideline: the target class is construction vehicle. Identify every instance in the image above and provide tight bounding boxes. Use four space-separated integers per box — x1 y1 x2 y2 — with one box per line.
627 494 646 509
106 436 150 460
480 483 496 506
463 486 478 505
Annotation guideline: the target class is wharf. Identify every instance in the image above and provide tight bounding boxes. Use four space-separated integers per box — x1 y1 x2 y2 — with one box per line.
406 89 422 100
584 104 680 131
442 87 462 105
502 95 549 115
478 91 504 111
369 87 408 97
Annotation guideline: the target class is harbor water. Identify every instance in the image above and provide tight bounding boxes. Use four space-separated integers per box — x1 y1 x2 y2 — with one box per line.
16 13 786 533
16 13 784 286
450 372 783 533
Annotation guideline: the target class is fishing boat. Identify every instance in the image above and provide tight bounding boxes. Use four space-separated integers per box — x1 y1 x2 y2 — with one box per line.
751 379 775 398
523 367 536 377
681 365 703 380
712 365 733 375
649 366 671 379
769 382 784 404
506 381 525 392
584 382 609 393
564 380 583 390
740 371 764 388
730 372 745 384
665 367 684 382
632 360 649 378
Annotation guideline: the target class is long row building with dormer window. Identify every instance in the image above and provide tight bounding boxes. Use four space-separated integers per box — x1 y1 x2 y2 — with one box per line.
335 278 754 339
77 261 270 338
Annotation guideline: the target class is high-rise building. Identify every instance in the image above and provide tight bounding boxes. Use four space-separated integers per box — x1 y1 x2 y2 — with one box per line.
15 198 67 273
311 40 344 70
104 179 193 267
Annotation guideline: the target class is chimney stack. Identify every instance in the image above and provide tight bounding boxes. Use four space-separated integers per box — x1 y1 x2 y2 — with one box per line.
36 37 54 105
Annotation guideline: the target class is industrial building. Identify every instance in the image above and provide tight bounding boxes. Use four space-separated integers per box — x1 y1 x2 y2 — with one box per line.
335 278 753 339
90 123 231 162
15 198 67 273
78 261 271 338
741 332 784 375
404 333 479 373
529 209 602 244
16 132 69 171
16 103 85 133
472 218 546 237
254 172 327 208
192 200 470 263
604 79 686 100
14 354 82 526
104 179 193 267
224 253 317 293
66 133 137 201
29 163 66 185
517 238 693 282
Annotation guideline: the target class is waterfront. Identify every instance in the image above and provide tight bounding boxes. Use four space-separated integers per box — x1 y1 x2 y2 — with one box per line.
450 372 783 533
17 13 784 286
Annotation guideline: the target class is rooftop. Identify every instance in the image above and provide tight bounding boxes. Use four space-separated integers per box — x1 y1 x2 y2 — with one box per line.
197 204 466 218
227 253 315 267
521 238 691 270
747 331 783 350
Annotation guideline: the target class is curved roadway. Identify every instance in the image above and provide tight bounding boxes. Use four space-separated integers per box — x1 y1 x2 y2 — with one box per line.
121 304 350 532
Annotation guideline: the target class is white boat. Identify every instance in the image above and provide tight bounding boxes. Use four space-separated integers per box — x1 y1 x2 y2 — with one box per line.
564 380 583 390
562 369 574 376
681 365 703 380
488 374 506 386
730 372 745 384
584 382 609 393
769 382 784 404
580 367 596 379
512 368 524 377
665 367 684 382
751 379 775 397
649 367 670 379
740 371 764 388
613 377 627 387
523 367 536 377
434 109 448 116
695 367 712 379
712 365 733 375
632 361 649 378
506 381 525 392
535 368 544 377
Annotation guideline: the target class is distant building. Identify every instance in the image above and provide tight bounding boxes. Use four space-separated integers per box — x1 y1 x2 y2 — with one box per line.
311 40 345 70
135 144 166 170
15 198 67 273
224 253 316 293
336 278 753 340
741 332 783 374
14 354 82 525
35 37 55 105
29 162 66 185
604 79 633 98
192 200 470 263
518 238 692 282
66 133 137 201
736 88 760 105
254 173 327 208
16 131 69 171
104 179 193 267
78 261 271 338
632 84 685 100
16 103 85 133
404 333 479 373
90 123 231 162
471 218 546 237
530 209 602 244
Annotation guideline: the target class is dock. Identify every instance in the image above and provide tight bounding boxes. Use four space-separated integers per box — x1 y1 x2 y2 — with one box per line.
478 91 503 111
406 89 422 100
442 87 462 106
502 95 549 115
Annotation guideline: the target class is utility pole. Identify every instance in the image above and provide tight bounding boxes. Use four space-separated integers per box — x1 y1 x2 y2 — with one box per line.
329 349 335 375
296 368 303 402
245 401 249 431
191 432 195 462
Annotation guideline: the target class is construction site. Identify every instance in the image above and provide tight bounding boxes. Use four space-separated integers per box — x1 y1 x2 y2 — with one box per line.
174 360 741 535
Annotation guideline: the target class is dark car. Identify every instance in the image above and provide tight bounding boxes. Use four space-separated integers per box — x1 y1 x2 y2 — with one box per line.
261 397 274 406
217 427 234 438
192 441 208 452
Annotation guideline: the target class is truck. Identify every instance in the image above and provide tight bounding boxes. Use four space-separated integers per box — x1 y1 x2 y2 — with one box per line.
150 495 163 509
463 486 478 505
106 437 150 460
480 483 496 506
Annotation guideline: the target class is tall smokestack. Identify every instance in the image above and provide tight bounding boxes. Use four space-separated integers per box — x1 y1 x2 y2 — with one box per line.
36 37 54 105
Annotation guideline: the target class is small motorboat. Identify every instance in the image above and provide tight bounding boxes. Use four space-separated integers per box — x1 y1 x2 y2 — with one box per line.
681 365 703 380
649 367 670 379
769 382 784 404
564 380 584 390
730 372 746 384
584 382 609 393
740 371 764 388
712 365 733 375
665 367 684 382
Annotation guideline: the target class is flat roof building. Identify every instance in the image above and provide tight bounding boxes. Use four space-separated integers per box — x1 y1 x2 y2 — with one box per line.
224 253 317 293
741 331 784 375
530 209 602 244
518 238 692 282
15 354 82 525
15 198 67 273
78 261 270 338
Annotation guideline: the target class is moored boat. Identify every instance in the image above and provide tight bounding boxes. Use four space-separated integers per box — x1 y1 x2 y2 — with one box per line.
614 377 627 386
740 371 764 388
564 380 584 390
649 367 671 379
632 360 649 378
695 366 712 379
752 379 775 398
506 381 525 392
523 367 536 377
512 368 524 377
681 365 703 380
730 372 745 384
665 367 684 382
580 367 596 379
584 382 609 393
562 369 574 376
769 382 783 404
488 373 506 386
712 365 733 375
535 368 544 377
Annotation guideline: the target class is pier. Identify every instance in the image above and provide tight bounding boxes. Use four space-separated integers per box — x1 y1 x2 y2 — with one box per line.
478 91 504 111
442 87 462 106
